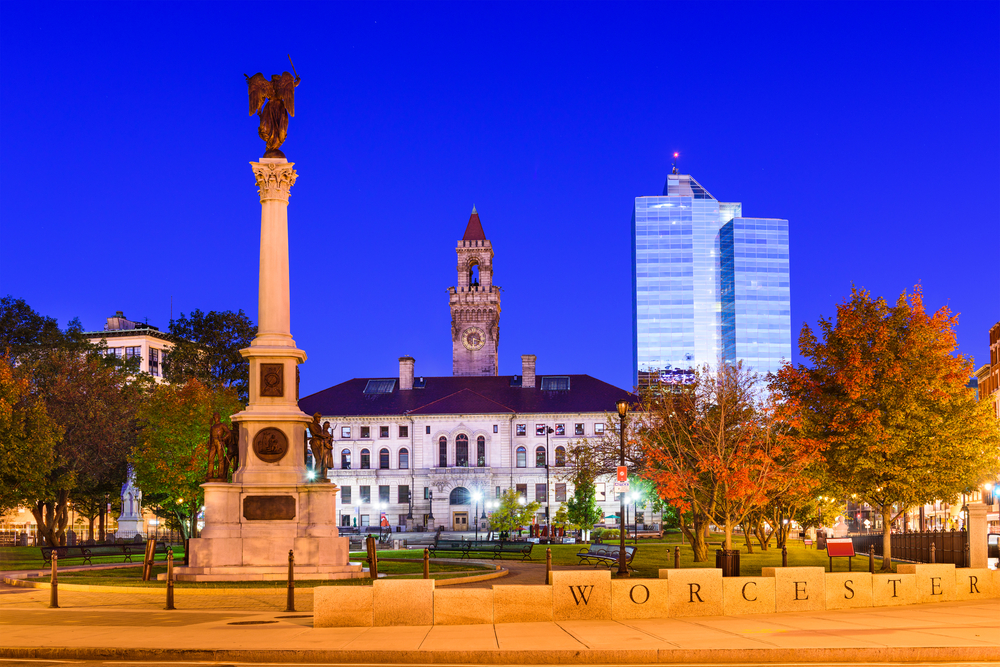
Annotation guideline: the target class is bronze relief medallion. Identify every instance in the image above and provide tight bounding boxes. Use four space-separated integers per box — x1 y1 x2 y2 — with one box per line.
260 363 284 397
252 427 288 463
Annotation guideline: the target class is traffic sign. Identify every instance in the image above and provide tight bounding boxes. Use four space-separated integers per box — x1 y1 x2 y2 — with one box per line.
617 466 627 482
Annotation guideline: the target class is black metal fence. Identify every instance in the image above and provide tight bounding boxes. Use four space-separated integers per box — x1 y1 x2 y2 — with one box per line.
851 528 967 567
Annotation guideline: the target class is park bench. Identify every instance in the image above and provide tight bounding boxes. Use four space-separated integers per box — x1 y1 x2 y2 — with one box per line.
804 538 814 548
576 543 637 571
41 542 167 567
427 540 535 561
492 541 534 561
628 529 663 540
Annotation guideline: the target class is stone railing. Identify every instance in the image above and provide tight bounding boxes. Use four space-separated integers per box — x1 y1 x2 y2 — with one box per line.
315 563 998 627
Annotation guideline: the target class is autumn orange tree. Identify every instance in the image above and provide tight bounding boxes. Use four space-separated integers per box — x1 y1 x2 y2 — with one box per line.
132 378 242 538
639 362 823 560
772 286 1000 570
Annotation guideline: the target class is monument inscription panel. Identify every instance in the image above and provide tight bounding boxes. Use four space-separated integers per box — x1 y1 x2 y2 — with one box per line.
243 495 296 520
253 427 288 462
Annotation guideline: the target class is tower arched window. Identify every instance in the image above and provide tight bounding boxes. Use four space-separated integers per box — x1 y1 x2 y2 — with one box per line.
555 446 566 467
438 437 448 468
516 446 526 468
477 436 486 467
399 448 409 469
456 434 469 467
379 448 390 469
535 446 547 468
360 448 370 469
341 449 351 469
469 260 480 287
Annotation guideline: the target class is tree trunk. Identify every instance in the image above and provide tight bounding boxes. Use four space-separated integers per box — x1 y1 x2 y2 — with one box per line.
881 506 893 572
31 490 70 546
87 516 95 542
754 521 770 550
741 520 755 553
98 503 106 543
724 513 733 551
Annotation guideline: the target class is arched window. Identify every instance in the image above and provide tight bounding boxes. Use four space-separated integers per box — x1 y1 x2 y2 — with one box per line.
379 448 390 469
449 487 471 505
360 448 370 470
341 449 351 469
456 434 469 467
399 448 409 470
469 260 480 287
516 446 526 468
477 436 486 467
535 446 547 468
555 446 566 467
438 437 448 468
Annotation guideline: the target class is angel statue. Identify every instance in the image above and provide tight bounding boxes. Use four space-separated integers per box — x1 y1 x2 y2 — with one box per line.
245 55 301 157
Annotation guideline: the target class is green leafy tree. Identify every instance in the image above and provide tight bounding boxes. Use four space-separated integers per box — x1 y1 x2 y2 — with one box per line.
164 310 257 404
565 478 602 539
0 355 60 516
132 379 243 538
488 489 540 539
773 286 1000 570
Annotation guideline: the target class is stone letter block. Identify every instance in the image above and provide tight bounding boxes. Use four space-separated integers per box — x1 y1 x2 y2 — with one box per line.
611 579 669 620
872 573 916 607
551 570 611 621
723 577 775 615
665 568 723 617
896 563 956 603
314 585 373 627
493 584 553 623
825 572 873 610
374 579 434 626
762 566 826 612
434 588 493 625
955 568 994 601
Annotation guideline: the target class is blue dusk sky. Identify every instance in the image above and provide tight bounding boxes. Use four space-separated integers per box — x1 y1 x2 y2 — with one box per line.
1 1 997 396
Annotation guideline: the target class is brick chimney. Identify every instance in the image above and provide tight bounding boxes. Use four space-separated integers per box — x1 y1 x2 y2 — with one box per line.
399 356 415 391
521 354 536 389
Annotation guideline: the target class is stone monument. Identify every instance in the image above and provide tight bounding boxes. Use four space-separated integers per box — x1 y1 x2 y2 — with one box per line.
171 66 362 582
114 468 144 539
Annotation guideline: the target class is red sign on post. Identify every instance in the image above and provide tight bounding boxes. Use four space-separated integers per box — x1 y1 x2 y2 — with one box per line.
617 466 627 482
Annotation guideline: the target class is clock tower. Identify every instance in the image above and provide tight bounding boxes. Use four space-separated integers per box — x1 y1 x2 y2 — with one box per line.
449 206 501 376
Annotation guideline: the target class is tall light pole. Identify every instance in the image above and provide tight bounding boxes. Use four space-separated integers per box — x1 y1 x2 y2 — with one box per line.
616 399 630 578
473 491 482 541
544 426 554 537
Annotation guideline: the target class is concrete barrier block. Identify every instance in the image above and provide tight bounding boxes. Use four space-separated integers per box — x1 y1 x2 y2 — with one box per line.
551 570 611 621
872 573 916 606
896 563 956 603
762 566 826 612
373 579 434 626
665 568 723 617
723 576 775 615
493 584 553 623
611 579 669 620
954 568 994 601
825 572 873 610
314 585 373 627
434 587 493 625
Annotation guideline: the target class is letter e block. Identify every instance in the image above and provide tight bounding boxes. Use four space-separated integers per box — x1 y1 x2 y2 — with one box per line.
762 566 826 612
896 564 956 603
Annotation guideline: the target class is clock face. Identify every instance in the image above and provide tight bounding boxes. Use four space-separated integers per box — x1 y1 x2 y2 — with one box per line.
462 326 486 351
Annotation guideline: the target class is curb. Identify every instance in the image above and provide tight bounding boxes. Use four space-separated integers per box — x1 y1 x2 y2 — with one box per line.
2 645 998 664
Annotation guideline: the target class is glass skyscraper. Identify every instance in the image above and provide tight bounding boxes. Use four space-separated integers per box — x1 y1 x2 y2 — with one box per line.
631 171 790 387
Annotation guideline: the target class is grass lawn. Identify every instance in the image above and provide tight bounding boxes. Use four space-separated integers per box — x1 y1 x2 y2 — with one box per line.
21 556 491 588
0 546 185 571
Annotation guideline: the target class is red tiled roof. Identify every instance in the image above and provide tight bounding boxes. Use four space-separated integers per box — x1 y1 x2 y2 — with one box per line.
299 374 635 417
463 208 486 241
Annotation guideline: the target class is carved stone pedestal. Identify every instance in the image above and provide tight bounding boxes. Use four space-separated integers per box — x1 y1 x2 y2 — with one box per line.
172 157 362 582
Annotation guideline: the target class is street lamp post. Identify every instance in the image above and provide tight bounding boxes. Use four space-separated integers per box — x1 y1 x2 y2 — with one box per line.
544 426 554 538
615 399 630 578
473 491 482 541
427 490 434 530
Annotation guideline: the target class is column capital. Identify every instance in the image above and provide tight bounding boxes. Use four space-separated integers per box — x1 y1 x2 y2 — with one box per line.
251 159 297 203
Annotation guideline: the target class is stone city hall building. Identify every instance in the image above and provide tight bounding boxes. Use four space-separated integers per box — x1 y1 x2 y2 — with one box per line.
299 209 635 531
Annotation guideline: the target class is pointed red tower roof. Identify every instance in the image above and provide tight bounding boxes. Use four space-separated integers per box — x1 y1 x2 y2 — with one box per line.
462 205 486 241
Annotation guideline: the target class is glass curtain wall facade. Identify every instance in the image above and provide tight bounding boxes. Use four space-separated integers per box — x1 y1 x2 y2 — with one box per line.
632 173 790 387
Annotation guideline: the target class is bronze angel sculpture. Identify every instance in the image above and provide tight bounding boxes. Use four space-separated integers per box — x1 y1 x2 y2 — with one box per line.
245 58 300 157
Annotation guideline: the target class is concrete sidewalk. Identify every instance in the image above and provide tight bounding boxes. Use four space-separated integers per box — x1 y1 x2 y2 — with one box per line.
1 588 997 664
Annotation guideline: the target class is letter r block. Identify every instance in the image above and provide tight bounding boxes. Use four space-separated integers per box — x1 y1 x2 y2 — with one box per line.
666 568 722 617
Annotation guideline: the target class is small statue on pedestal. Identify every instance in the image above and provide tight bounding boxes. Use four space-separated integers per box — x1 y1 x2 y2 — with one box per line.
222 422 241 479
206 412 234 482
308 412 333 481
245 55 301 158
